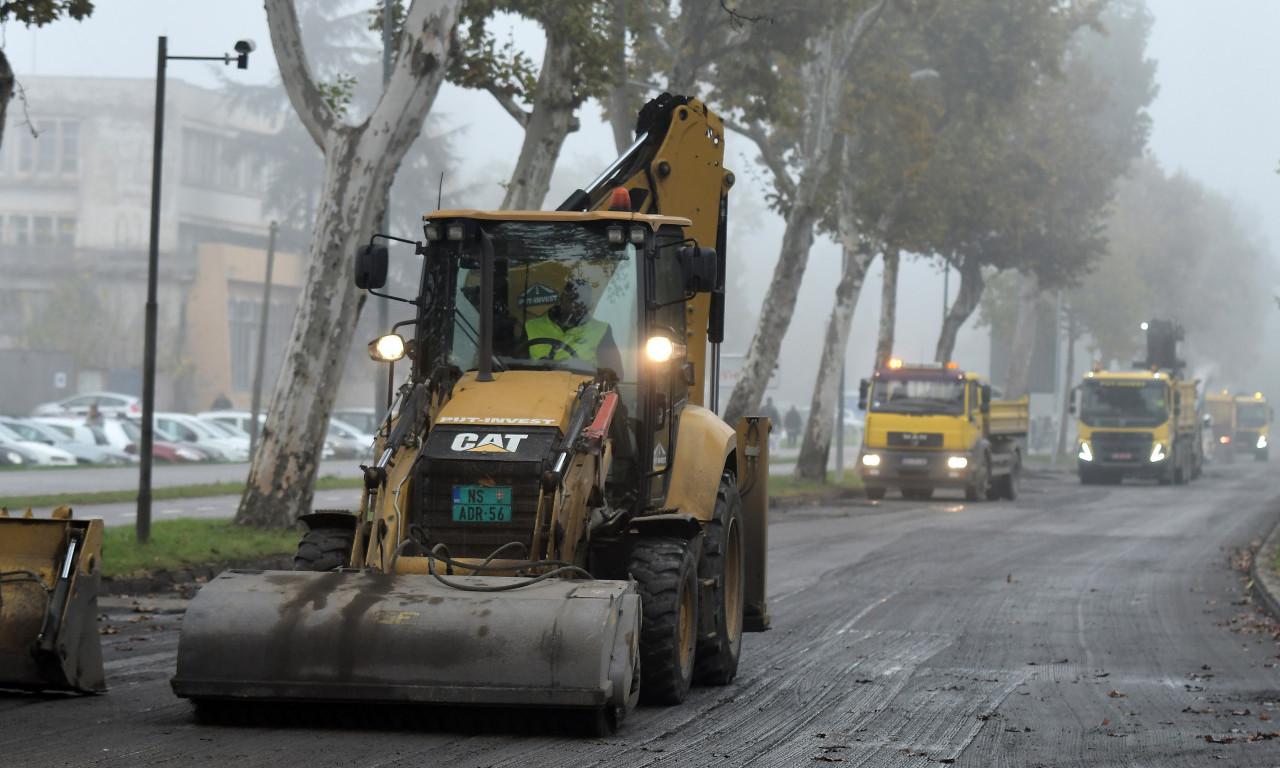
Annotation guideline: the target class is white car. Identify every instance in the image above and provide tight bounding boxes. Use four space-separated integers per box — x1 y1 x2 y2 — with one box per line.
198 409 263 435
155 412 251 462
31 390 142 418
0 416 134 465
0 421 77 466
199 409 341 460
327 417 375 460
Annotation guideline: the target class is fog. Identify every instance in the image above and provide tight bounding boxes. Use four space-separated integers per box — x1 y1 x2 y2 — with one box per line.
7 0 1280 412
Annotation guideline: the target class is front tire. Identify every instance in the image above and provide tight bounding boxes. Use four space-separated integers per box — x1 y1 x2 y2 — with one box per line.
630 537 699 705
965 457 989 501
694 473 745 686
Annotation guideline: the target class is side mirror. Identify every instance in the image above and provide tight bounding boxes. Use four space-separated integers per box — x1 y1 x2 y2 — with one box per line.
858 379 869 410
355 244 389 289
980 383 991 414
679 245 718 293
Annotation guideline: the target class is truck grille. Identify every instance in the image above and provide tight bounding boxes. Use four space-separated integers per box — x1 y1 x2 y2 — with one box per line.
415 426 559 559
1091 431 1152 462
887 432 943 448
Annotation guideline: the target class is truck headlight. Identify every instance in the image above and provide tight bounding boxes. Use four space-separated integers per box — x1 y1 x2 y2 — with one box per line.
1078 441 1093 462
1258 435 1268 449
861 453 881 467
368 333 406 362
947 456 968 470
1149 443 1166 462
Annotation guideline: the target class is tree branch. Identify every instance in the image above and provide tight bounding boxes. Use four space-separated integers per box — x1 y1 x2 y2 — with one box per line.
486 84 531 128
265 0 336 148
725 118 795 200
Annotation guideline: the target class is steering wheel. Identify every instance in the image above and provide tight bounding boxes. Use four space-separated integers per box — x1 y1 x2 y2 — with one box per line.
512 336 580 360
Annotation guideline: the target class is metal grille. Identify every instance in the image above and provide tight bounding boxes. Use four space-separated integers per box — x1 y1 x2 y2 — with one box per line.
415 460 542 558
887 432 943 448
1091 431 1153 460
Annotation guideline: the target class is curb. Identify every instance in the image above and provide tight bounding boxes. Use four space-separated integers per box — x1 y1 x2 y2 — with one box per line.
101 555 294 598
1250 513 1280 620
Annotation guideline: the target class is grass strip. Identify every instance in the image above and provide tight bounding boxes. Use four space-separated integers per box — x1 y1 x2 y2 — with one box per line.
101 518 303 579
0 475 363 511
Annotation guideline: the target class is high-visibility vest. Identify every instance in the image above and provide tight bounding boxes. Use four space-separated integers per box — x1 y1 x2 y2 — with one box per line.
524 314 609 366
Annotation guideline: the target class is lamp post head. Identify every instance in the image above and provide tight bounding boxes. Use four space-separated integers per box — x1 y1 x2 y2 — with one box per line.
234 39 255 69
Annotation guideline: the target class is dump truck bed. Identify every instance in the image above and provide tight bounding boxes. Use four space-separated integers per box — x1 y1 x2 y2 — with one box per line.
989 396 1029 437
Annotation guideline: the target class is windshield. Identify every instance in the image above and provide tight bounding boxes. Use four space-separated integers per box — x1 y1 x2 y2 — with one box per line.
869 375 966 415
440 220 639 382
1238 401 1268 428
1079 379 1169 427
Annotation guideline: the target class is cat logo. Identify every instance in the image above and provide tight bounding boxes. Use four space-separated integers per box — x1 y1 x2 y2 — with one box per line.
450 432 529 453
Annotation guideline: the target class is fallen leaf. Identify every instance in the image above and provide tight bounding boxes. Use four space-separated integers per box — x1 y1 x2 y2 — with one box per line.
1109 690 1126 698
1101 718 1111 726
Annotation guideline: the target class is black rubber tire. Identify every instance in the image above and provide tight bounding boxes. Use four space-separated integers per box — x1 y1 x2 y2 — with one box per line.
629 537 698 705
694 473 745 686
293 527 355 571
965 458 988 501
865 485 887 501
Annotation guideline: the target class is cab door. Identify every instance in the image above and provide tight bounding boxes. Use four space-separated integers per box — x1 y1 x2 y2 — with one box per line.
641 229 692 507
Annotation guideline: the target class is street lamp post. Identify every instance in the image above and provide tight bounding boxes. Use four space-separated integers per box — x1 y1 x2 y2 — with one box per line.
139 35 254 544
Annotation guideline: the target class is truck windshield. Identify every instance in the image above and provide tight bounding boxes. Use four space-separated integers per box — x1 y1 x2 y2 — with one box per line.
444 220 639 381
1079 380 1168 427
869 376 966 415
1237 401 1268 428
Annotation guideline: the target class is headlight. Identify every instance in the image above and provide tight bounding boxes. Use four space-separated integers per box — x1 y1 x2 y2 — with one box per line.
1149 443 1166 462
368 333 406 362
947 456 968 470
1258 435 1268 449
861 453 881 467
1078 441 1093 462
645 336 685 363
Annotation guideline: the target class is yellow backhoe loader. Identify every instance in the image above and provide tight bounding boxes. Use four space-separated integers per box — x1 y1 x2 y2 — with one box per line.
171 95 770 733
0 507 105 694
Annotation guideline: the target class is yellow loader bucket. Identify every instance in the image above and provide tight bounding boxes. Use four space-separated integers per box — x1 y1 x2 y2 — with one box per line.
0 507 105 693
171 569 641 729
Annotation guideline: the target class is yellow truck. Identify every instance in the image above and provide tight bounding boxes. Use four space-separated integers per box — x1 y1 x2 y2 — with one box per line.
1204 390 1237 462
1074 369 1202 484
1234 391 1271 461
856 361 1027 501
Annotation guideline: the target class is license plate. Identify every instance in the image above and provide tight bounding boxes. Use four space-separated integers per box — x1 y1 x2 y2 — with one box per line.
452 485 512 523
1112 452 1131 460
901 456 928 467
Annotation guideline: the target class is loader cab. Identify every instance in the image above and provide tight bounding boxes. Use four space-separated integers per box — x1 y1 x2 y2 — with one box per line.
410 212 708 511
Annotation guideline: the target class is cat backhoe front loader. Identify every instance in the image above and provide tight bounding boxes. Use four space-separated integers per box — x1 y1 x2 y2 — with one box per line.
171 94 770 734
0 507 104 694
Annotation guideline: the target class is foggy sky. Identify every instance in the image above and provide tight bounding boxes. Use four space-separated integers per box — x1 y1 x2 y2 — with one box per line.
7 0 1279 410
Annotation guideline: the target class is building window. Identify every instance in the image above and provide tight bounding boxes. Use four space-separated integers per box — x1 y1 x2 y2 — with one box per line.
11 215 30 245
12 120 79 176
33 216 54 245
57 217 77 246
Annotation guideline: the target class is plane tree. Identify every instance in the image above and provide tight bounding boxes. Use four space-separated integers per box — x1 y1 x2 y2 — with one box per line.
237 0 461 528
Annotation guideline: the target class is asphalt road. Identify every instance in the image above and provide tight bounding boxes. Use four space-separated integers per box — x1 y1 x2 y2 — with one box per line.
4 459 1280 766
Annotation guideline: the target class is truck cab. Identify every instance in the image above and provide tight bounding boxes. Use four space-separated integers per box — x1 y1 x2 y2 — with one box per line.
1234 391 1271 461
1074 369 1200 484
857 361 1025 502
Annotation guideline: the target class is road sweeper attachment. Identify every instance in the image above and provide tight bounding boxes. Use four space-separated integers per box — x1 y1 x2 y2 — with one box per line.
0 507 105 693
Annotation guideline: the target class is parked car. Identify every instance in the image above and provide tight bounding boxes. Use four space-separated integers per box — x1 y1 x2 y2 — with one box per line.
0 416 134 465
155 412 250 462
31 391 142 418
198 409 339 460
332 407 381 435
326 417 375 460
96 418 210 463
0 441 39 466
0 421 78 466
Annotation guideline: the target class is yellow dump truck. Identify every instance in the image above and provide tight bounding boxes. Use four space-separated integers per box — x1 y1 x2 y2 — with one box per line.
1075 370 1202 484
1234 391 1271 461
1204 390 1237 462
856 361 1027 501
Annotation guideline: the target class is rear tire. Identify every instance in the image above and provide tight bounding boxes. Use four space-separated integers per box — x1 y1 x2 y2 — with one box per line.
694 473 745 686
293 527 354 571
630 537 698 705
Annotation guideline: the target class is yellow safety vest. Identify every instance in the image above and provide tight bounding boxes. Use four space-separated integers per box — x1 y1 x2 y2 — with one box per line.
524 314 609 366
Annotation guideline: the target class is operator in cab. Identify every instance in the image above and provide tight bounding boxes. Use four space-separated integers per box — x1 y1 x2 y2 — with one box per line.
523 278 624 377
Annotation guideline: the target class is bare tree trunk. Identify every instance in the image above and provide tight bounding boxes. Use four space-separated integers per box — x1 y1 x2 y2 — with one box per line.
874 246 899 370
1002 270 1040 399
501 29 578 210
794 243 878 481
0 51 13 153
1054 306 1078 464
933 256 984 363
607 0 632 153
238 0 459 529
